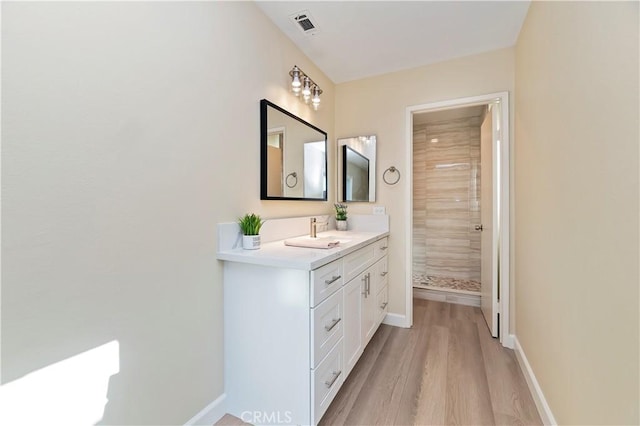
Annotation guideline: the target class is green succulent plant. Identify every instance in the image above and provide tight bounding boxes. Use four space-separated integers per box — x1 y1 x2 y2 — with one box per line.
238 213 265 236
334 203 348 221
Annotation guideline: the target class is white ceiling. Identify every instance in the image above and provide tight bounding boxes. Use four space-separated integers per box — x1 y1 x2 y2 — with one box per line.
256 1 530 84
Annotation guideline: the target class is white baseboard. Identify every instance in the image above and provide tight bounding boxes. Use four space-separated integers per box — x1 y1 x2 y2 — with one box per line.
513 337 557 426
413 287 480 307
184 393 226 426
502 333 515 349
382 313 409 328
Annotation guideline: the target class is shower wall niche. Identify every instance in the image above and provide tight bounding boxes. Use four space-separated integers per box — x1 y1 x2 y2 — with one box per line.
413 114 482 293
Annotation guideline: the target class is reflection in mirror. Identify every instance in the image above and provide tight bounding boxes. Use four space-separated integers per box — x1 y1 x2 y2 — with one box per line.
266 128 285 196
304 142 326 198
261 99 327 201
338 135 377 202
343 146 370 202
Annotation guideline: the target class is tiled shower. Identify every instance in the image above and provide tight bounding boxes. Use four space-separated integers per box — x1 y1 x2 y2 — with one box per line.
412 112 483 293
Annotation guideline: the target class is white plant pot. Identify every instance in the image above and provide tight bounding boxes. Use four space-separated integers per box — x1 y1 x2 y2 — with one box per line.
242 235 261 250
336 220 348 231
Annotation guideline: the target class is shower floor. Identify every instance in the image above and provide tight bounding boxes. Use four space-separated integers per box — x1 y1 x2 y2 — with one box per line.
412 273 481 293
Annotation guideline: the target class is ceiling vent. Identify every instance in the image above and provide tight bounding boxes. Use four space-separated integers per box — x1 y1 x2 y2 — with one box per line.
289 10 319 36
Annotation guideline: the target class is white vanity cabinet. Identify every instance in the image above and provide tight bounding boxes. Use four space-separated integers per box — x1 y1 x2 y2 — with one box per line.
221 233 389 426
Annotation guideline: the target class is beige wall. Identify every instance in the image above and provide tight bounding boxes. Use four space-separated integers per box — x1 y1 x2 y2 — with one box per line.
515 2 639 424
1 2 334 424
335 48 515 317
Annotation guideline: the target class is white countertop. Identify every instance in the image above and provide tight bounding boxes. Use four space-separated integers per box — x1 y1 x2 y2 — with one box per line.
216 230 389 270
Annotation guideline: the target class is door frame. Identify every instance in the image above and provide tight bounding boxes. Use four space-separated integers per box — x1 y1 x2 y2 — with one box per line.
404 91 512 347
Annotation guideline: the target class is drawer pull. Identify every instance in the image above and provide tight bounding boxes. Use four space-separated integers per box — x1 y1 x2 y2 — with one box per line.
324 275 342 285
324 317 342 332
325 370 342 388
380 271 388 277
380 246 388 250
380 302 388 309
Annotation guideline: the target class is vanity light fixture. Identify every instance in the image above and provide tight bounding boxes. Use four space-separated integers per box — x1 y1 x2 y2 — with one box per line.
289 65 322 110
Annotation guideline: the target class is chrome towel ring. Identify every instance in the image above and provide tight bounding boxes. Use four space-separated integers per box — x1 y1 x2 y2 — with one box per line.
286 172 298 188
383 166 401 185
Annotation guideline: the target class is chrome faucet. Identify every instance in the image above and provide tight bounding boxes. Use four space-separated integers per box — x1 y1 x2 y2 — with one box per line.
310 218 317 238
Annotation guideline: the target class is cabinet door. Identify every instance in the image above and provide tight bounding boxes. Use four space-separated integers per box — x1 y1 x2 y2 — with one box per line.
343 275 363 377
362 269 377 346
372 256 388 295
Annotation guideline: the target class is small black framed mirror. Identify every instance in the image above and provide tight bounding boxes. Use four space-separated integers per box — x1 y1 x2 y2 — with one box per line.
260 99 328 201
342 145 370 202
338 135 377 202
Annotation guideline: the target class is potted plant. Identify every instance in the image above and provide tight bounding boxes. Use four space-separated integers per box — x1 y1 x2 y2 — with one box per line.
334 203 348 231
238 213 265 250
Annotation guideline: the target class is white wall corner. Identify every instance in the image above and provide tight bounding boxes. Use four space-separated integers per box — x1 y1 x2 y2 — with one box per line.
382 313 410 328
513 337 558 426
184 393 227 426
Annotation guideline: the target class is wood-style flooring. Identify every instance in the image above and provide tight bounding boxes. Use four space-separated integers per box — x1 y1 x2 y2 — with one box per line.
217 299 541 426
319 299 541 426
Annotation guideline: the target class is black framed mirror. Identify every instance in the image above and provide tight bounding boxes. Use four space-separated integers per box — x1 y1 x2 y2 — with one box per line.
338 135 377 202
260 99 328 201
342 145 370 202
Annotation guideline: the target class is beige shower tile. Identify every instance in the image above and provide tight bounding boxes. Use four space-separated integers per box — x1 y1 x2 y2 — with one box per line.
426 237 471 248
414 115 482 285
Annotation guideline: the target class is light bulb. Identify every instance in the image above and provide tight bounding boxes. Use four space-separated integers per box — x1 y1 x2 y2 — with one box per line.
290 66 301 88
292 74 301 88
312 86 321 107
302 77 311 97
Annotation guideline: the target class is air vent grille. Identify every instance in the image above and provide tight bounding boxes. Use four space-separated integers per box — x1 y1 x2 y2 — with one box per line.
290 10 319 35
296 15 315 31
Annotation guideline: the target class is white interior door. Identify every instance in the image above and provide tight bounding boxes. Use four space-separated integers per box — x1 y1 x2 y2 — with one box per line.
480 104 499 337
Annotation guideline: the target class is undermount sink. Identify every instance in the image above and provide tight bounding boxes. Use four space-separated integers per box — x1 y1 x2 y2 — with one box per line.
322 236 351 244
283 235 351 249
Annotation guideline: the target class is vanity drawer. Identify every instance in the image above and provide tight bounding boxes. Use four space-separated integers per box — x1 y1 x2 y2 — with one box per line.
311 339 343 425
311 288 344 368
373 237 389 261
376 284 389 325
343 243 375 282
374 256 389 294
311 259 344 307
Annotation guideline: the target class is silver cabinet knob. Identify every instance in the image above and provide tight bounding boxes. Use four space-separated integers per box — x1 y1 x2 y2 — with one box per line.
475 224 483 231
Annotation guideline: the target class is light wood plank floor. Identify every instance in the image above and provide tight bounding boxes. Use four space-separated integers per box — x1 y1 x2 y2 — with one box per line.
217 299 541 426
319 299 541 426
